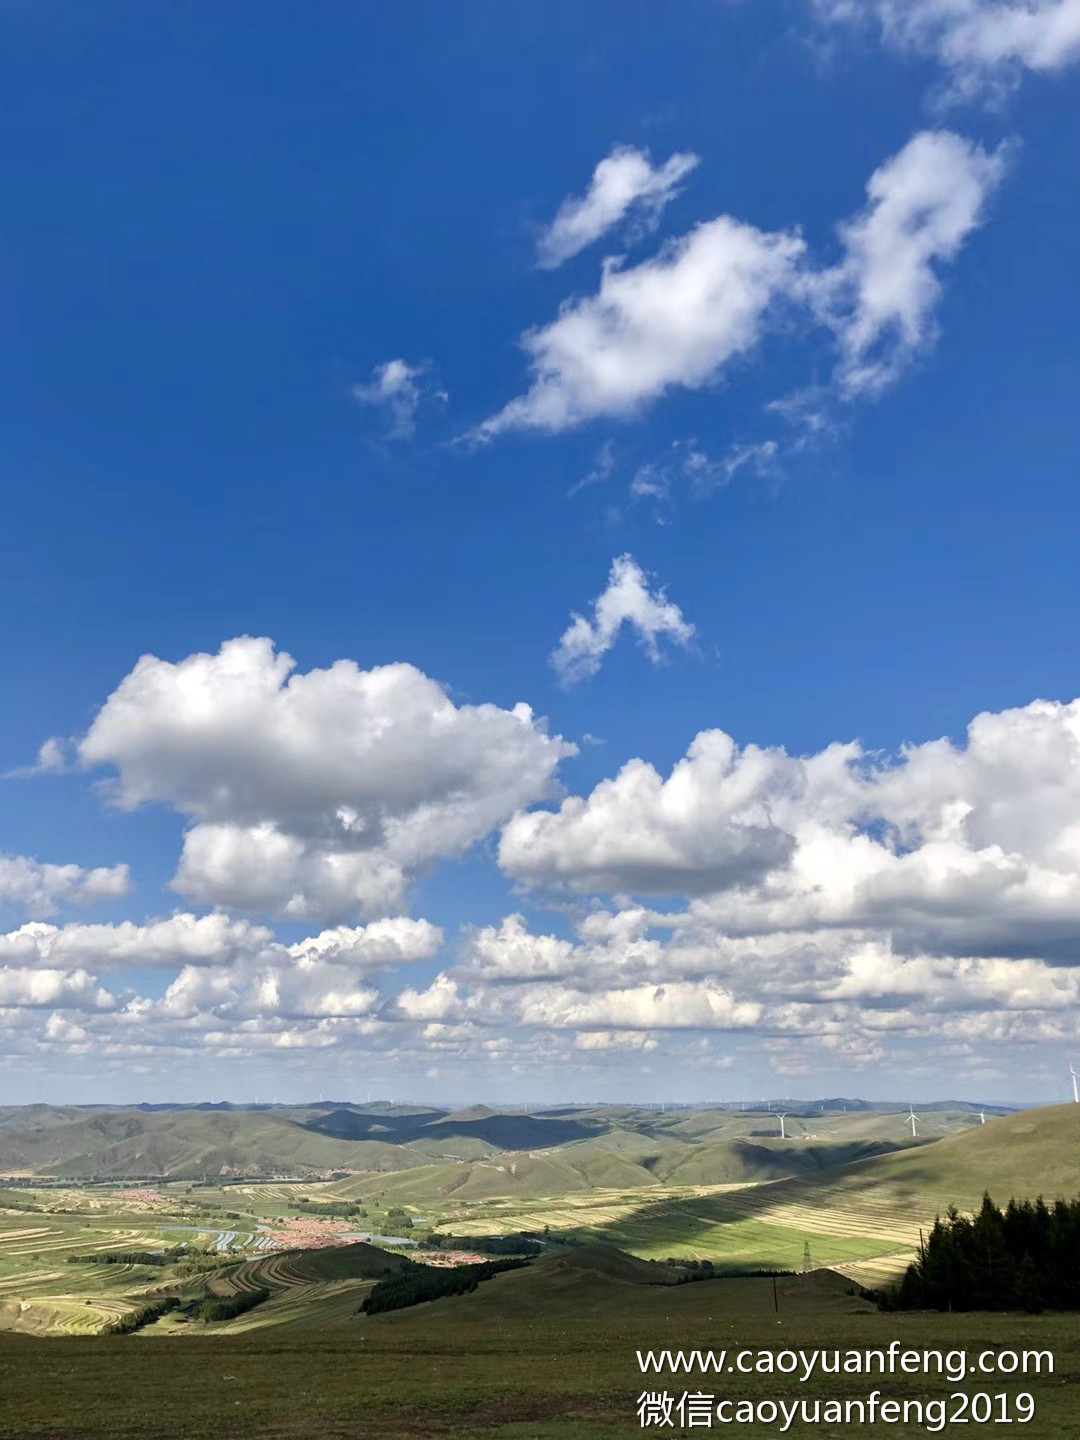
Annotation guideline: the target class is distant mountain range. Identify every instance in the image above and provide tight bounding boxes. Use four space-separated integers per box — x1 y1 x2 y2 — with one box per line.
0 1099 1011 1183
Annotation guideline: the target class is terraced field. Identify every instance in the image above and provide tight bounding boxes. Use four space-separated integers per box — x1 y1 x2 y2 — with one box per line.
145 1242 411 1336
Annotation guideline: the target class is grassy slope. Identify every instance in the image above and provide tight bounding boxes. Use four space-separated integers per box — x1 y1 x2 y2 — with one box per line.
573 1104 1080 1281
0 1277 1076 1438
803 1102 1080 1211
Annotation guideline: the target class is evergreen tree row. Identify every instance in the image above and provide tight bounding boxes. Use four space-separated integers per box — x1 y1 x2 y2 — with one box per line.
889 1193 1080 1312
359 1257 532 1315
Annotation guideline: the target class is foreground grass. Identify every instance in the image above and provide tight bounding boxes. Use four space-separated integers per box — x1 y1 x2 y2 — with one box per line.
1 1273 1078 1439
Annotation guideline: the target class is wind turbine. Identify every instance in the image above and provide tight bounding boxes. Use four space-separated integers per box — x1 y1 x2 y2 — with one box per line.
907 1104 920 1138
772 1111 788 1140
1070 1063 1079 1104
979 1111 986 1125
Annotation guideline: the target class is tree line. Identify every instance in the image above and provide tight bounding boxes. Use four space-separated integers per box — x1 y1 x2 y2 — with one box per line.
68 1248 185 1267
424 1231 544 1256
885 1193 1080 1312
359 1257 531 1315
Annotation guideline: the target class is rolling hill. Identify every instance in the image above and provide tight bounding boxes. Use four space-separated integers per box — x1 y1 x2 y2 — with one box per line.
0 1099 1011 1185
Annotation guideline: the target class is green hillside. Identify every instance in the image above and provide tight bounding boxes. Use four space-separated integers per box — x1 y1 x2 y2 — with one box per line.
803 1101 1080 1213
0 1100 995 1184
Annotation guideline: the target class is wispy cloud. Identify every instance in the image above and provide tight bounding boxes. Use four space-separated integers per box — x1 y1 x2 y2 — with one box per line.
537 145 700 270
353 358 446 440
568 440 618 497
813 0 1080 101
807 130 1011 396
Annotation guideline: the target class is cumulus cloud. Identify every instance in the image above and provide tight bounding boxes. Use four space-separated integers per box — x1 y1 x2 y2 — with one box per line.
78 636 574 920
501 691 1080 966
390 903 1080 1074
160 959 382 1023
811 130 1009 395
574 1030 658 1051
353 358 444 439
813 0 1080 98
0 967 114 1010
0 912 439 976
537 145 700 269
0 913 271 971
500 728 805 893
0 910 441 1074
550 555 695 686
477 218 806 436
0 854 130 917
393 968 764 1032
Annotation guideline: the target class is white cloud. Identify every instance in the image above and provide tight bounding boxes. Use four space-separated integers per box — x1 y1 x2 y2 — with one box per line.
574 1030 658 1051
477 130 1005 437
0 913 273 971
550 555 695 686
477 218 806 436
500 728 804 893
0 910 441 1066
811 130 1009 395
0 855 130 917
394 968 764 1032
0 968 114 1010
628 466 671 503
0 912 440 976
814 0 1080 97
78 636 574 920
160 959 382 1023
568 440 617 497
391 904 1080 1068
286 916 442 968
353 358 444 439
720 439 781 483
629 439 778 506
1 737 71 779
537 145 700 269
501 691 1080 967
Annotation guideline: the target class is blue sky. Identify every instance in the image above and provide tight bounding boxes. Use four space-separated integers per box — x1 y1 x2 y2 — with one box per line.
2 0 1080 1105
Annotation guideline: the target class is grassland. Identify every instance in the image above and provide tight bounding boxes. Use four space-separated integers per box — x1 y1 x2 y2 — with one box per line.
1 1264 1078 1438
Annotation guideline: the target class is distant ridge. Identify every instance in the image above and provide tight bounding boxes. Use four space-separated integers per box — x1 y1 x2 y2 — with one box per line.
0 1099 1024 1182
